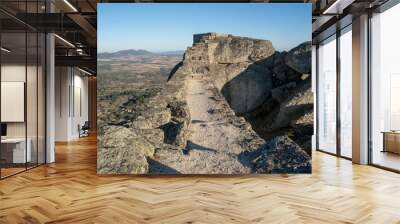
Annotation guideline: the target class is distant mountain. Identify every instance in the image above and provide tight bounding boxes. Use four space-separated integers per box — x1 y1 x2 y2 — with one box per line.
98 49 153 59
98 49 183 59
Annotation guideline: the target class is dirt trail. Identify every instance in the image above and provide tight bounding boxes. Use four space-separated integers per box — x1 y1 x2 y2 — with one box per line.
151 75 252 174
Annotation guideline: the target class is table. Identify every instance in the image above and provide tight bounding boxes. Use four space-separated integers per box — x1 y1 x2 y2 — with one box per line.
1 138 31 163
382 131 400 154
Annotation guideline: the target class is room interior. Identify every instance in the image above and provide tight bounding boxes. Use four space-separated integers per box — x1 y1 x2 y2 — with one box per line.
0 29 46 178
312 0 400 172
0 0 95 179
369 4 400 171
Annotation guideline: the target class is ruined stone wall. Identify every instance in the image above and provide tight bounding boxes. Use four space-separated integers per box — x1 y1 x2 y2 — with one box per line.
193 32 229 44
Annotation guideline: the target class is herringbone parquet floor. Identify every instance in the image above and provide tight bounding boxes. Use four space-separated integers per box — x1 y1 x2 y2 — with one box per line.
0 135 400 224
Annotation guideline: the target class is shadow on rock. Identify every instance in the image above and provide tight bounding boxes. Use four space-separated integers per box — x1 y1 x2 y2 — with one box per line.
183 140 217 155
191 120 206 124
167 61 183 81
238 135 311 174
220 56 274 115
148 158 181 174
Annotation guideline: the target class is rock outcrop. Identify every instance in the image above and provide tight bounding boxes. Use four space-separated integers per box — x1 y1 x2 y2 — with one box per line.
98 32 312 174
97 67 192 174
97 126 155 174
285 42 312 74
181 33 313 154
242 136 311 173
160 33 311 173
182 33 311 118
183 33 275 114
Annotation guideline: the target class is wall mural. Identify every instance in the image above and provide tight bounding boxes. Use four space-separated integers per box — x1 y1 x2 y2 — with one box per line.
97 3 313 174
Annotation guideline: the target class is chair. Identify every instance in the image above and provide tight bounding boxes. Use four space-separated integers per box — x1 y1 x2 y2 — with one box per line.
79 121 90 138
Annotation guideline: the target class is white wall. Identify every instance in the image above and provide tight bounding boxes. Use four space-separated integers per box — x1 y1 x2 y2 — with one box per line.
55 66 70 141
1 65 36 138
1 63 46 164
1 65 26 136
55 67 89 141
71 72 89 138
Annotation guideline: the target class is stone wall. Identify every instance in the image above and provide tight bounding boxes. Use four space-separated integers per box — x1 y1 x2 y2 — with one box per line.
193 32 229 44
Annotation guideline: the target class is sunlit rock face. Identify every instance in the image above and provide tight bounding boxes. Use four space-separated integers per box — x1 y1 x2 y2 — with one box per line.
183 32 311 116
97 33 312 174
183 33 276 114
181 33 313 153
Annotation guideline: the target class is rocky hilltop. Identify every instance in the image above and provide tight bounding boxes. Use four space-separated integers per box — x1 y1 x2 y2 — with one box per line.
182 33 313 153
98 33 312 174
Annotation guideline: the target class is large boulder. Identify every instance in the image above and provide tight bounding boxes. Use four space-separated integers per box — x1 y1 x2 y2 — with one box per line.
209 62 248 90
285 41 312 74
97 126 155 174
221 66 273 114
136 128 165 149
168 101 190 123
271 82 297 103
251 136 311 173
182 33 277 114
161 119 189 149
272 62 289 85
213 36 275 63
270 82 313 131
131 107 171 129
183 34 275 77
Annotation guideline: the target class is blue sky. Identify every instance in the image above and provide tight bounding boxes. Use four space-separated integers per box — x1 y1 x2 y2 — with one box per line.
98 3 311 53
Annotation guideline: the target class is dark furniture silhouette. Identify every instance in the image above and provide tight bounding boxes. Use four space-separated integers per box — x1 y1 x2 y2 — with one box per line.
79 121 90 138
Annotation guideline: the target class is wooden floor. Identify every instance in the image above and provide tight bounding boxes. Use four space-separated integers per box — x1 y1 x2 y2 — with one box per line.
0 135 400 223
372 150 400 171
1 167 26 178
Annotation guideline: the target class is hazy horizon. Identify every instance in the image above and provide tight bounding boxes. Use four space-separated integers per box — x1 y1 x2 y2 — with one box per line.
98 3 311 53
98 49 185 54
98 37 311 54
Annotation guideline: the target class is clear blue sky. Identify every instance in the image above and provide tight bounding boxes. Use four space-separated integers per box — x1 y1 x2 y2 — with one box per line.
98 3 311 53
